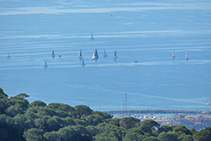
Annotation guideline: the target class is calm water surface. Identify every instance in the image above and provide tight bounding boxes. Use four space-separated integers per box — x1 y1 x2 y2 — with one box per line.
0 0 211 111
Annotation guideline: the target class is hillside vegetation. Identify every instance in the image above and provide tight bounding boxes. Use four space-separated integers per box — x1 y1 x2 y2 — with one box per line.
0 88 210 141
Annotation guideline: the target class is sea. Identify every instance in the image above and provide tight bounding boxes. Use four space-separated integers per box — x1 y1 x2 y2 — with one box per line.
0 0 211 111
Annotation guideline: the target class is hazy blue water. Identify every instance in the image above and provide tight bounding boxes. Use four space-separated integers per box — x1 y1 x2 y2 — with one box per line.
0 0 211 111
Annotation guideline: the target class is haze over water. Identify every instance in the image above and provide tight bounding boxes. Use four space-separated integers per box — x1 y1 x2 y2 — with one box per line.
0 0 211 111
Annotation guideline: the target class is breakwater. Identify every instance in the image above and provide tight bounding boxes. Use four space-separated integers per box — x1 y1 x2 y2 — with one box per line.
106 110 211 115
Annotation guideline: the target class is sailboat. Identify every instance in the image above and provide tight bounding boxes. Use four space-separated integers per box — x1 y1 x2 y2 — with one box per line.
185 52 189 60
114 50 118 61
44 60 48 68
79 50 83 59
7 54 10 58
207 98 210 106
92 49 99 60
59 52 62 57
172 50 175 59
103 49 107 57
90 32 94 40
81 58 86 67
52 50 55 58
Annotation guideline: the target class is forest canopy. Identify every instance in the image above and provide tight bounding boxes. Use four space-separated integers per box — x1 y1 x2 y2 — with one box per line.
0 88 210 141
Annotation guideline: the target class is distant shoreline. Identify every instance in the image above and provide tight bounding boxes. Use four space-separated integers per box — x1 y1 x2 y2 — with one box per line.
107 109 211 115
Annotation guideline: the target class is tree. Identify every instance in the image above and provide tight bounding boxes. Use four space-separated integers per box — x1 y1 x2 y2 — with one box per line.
158 125 172 133
56 125 92 141
48 103 74 114
46 116 63 131
74 119 88 126
62 117 76 127
85 114 105 126
8 96 29 111
119 117 140 129
74 105 93 119
5 105 24 117
173 125 192 135
0 128 8 140
34 116 49 129
43 131 59 141
86 125 99 137
107 118 121 126
95 123 125 141
142 136 159 141
178 134 193 141
193 127 211 141
0 88 8 98
13 114 26 139
140 119 160 133
157 132 177 141
17 93 29 99
30 101 46 107
23 128 43 141
124 128 145 141
0 96 8 114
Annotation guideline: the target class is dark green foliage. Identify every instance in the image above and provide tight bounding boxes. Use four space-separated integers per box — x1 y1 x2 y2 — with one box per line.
17 93 29 98
0 88 8 98
178 134 193 141
0 89 9 114
157 132 177 141
30 101 46 107
23 128 44 141
86 125 99 137
5 105 24 117
119 117 140 129
48 103 74 114
158 125 173 133
142 136 159 141
43 131 59 141
85 111 112 126
53 125 92 141
74 105 93 119
124 128 145 141
95 123 125 141
0 88 210 141
107 118 121 126
173 125 192 135
9 95 29 109
140 119 160 133
0 128 8 140
193 127 211 141
6 95 29 117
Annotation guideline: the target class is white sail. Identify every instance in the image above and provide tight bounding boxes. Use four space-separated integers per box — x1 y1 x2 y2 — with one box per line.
207 98 210 106
172 50 175 59
92 52 95 60
92 49 99 60
44 60 48 68
103 50 107 57
114 50 117 60
185 52 189 60
59 52 62 57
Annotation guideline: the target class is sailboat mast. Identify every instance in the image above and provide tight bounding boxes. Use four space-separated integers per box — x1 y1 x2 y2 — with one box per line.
91 32 94 40
185 52 189 60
